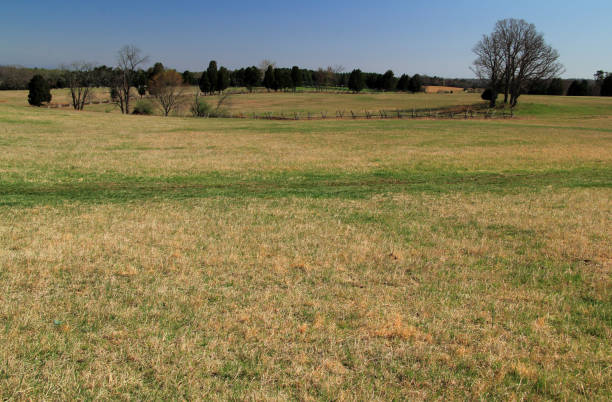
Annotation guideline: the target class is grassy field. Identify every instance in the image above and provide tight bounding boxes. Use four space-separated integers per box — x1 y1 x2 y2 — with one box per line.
0 88 483 116
0 91 611 399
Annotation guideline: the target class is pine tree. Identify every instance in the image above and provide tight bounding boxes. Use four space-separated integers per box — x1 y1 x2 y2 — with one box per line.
348 69 365 93
27 75 52 106
397 74 410 91
408 74 422 93
244 66 260 92
291 66 302 90
199 71 211 95
217 67 230 93
601 74 612 96
263 66 275 91
381 70 396 91
207 61 218 93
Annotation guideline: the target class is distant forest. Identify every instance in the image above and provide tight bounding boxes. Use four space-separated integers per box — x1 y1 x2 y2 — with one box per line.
0 63 482 92
1 64 608 97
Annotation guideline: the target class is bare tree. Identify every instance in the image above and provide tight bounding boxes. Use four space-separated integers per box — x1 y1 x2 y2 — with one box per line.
149 70 184 116
471 34 504 107
258 59 276 80
472 19 563 107
63 62 95 110
112 45 148 114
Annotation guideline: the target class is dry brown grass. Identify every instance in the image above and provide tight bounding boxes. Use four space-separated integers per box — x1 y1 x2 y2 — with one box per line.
0 91 611 399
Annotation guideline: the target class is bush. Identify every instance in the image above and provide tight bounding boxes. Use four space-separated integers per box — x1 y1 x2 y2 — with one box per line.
191 98 212 117
27 75 51 106
481 88 494 101
132 100 154 115
110 87 119 102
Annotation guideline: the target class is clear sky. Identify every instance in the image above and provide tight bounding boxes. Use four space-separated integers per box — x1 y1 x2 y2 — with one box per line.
1 0 610 78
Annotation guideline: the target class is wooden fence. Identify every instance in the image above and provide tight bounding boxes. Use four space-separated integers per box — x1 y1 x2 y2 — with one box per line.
229 108 514 121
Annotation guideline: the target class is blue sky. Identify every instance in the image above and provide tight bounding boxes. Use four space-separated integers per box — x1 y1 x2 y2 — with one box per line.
1 0 610 78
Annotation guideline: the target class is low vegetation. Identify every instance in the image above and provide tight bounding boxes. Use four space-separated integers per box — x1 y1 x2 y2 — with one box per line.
0 91 611 399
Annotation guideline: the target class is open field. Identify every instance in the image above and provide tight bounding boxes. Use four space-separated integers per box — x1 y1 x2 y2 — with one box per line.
0 88 483 117
0 92 611 399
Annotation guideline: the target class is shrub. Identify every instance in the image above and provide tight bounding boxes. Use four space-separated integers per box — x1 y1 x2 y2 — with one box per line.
132 100 154 115
110 87 119 102
191 97 212 117
27 75 51 106
481 88 494 101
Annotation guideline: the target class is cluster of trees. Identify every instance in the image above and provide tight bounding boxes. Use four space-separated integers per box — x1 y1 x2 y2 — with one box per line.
525 78 564 95
599 71 612 96
567 71 612 97
198 61 230 95
472 18 563 107
346 70 423 93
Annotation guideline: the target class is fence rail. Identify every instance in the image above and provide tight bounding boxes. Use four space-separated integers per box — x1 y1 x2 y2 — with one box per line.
230 108 514 121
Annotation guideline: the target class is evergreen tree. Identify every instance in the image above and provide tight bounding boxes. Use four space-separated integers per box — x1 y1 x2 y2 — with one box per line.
381 70 396 91
481 88 494 101
147 62 165 81
199 71 211 95
546 78 564 95
182 70 197 85
397 74 410 91
408 74 423 92
348 69 365 92
27 74 51 106
601 74 612 96
365 73 380 90
263 66 275 91
291 66 302 90
207 61 218 93
244 66 260 92
567 80 589 96
217 67 230 93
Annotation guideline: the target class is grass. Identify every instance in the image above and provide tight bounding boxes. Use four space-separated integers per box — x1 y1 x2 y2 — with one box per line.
0 88 483 117
0 91 611 399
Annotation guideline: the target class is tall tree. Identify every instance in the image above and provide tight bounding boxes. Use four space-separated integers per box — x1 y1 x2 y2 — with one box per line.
381 70 396 91
473 19 563 107
113 45 148 114
263 66 275 91
397 74 410 91
147 62 164 81
207 61 218 94
348 69 365 93
182 70 197 85
217 66 230 93
27 74 51 106
199 70 211 95
600 74 612 96
244 66 260 92
291 66 302 91
408 74 423 93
